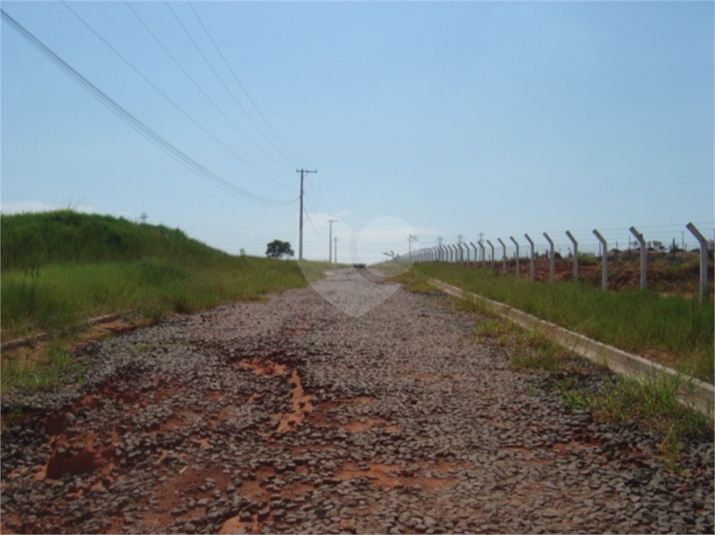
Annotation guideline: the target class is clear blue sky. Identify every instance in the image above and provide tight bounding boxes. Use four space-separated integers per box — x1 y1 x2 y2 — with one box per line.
2 1 713 263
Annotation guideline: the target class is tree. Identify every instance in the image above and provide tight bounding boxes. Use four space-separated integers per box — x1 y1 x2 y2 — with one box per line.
266 240 294 259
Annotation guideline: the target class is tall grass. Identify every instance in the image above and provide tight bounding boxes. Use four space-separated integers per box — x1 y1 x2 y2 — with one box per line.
407 263 714 383
1 211 315 341
2 256 310 340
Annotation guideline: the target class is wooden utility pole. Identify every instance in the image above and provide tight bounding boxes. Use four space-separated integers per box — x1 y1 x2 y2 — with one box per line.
328 219 337 263
334 236 338 264
296 169 317 260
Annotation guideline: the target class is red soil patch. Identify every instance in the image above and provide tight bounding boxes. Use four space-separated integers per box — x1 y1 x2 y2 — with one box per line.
336 460 460 491
267 370 314 435
239 358 288 377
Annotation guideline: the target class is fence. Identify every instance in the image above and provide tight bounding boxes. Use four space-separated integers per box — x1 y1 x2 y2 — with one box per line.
406 222 713 303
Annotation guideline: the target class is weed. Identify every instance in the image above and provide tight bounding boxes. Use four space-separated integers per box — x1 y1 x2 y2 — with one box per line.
1 341 86 392
392 269 441 294
409 262 714 383
448 284 713 469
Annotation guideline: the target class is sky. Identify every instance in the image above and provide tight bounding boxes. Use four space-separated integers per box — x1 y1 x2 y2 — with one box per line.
1 0 713 264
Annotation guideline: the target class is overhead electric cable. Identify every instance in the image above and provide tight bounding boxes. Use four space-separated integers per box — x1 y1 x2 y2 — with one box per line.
123 1 289 170
60 1 292 191
188 1 305 166
303 202 324 238
1 9 297 205
165 1 296 167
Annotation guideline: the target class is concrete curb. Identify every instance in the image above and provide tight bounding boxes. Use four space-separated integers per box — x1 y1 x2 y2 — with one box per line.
429 278 714 420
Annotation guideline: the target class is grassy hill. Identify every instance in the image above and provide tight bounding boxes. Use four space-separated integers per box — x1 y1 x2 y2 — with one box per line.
2 210 227 270
1 210 314 340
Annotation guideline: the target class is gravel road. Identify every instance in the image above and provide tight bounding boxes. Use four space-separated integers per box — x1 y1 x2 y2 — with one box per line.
1 267 713 534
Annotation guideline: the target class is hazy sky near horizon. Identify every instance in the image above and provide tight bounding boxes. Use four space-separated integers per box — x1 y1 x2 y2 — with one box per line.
2 1 713 263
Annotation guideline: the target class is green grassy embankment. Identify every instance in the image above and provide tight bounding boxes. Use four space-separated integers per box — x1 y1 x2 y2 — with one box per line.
398 262 714 384
1 210 324 390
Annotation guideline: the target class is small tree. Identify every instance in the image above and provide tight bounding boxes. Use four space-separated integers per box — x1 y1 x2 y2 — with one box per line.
266 240 294 259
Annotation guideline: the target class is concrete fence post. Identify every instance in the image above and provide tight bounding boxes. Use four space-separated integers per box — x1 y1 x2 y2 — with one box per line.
497 238 507 272
686 222 710 303
479 241 486 267
543 232 555 282
565 230 578 282
487 240 495 269
470 242 478 268
592 230 608 290
510 236 520 278
524 234 535 282
629 226 647 290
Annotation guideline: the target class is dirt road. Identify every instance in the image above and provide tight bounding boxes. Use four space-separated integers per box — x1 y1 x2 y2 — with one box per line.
1 268 713 533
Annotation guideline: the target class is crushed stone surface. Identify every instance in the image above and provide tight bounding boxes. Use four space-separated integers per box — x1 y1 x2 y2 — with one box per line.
1 268 713 534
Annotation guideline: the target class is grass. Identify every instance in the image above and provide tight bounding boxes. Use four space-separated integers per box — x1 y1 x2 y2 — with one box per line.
1 342 87 393
397 268 713 468
1 210 328 393
402 262 714 383
1 255 312 340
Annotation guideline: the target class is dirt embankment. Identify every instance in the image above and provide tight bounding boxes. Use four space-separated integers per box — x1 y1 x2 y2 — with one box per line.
1 269 713 534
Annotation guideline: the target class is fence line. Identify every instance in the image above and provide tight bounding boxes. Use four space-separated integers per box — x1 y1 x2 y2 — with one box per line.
405 222 713 303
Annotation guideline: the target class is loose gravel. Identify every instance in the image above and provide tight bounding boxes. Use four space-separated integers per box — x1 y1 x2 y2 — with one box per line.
1 267 713 534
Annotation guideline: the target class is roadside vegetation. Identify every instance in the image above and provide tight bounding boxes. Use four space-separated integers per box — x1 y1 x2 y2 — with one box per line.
399 262 713 383
1 210 326 393
396 267 713 468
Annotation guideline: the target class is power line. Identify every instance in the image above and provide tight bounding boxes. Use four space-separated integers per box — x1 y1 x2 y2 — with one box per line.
303 203 323 238
60 1 292 191
123 1 289 172
162 1 295 168
187 0 305 167
174 0 300 167
1 9 297 206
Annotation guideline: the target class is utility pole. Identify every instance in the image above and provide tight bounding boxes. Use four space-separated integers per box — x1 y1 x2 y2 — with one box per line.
408 234 419 258
328 219 338 263
296 169 317 260
334 236 338 264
